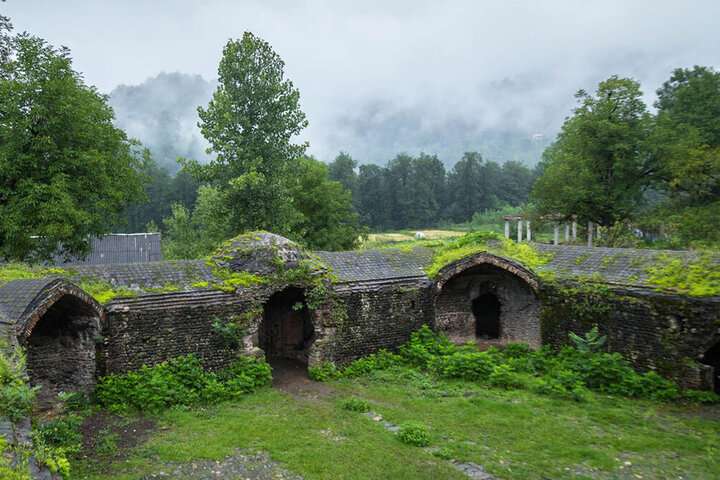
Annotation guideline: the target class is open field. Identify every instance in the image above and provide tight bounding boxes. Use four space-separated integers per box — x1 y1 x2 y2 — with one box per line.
361 229 466 249
75 368 720 480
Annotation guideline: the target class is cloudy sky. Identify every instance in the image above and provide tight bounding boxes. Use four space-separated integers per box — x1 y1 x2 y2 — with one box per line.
4 0 720 167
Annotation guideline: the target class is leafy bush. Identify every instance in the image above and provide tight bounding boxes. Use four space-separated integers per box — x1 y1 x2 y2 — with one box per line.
397 422 431 447
569 325 607 353
310 325 718 404
308 361 340 382
340 397 371 413
341 350 403 377
431 351 496 381
399 325 456 368
488 364 525 389
95 354 271 412
33 415 83 456
681 389 720 404
0 344 37 423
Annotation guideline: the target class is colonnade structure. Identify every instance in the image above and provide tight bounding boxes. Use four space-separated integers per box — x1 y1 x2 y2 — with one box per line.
503 215 603 247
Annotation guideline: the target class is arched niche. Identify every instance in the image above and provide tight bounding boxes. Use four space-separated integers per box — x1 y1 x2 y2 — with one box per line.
433 253 541 347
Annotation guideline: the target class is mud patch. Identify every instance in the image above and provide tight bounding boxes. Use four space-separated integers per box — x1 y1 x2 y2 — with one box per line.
78 411 156 465
271 358 333 398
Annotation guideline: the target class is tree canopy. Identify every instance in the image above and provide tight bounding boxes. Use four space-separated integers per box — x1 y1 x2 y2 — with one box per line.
532 76 654 227
185 32 308 236
0 22 145 261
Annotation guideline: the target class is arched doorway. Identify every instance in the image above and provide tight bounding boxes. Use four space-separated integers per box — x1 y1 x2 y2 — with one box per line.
20 283 102 407
701 342 720 394
260 287 314 366
472 293 501 339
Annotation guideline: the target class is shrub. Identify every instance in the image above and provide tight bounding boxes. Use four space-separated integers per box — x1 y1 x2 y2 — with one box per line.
488 364 525 389
0 345 37 423
431 351 496 381
399 325 455 368
95 354 271 412
682 389 720 404
569 325 607 353
340 397 371 413
341 350 403 377
308 361 339 382
33 415 83 456
397 422 431 447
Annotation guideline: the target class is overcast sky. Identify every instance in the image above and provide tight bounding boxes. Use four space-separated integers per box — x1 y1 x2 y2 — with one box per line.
4 0 720 165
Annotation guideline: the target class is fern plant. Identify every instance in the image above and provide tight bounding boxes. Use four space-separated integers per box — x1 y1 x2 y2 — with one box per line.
569 325 607 353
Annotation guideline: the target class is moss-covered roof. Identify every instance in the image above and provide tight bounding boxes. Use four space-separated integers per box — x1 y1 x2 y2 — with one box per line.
1 233 718 320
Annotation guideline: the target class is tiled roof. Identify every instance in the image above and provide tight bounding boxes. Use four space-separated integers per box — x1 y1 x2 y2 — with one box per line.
0 279 61 328
70 260 214 289
536 244 719 286
317 249 433 283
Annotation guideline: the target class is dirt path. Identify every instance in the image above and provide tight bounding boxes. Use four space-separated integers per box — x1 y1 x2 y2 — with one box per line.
270 358 334 398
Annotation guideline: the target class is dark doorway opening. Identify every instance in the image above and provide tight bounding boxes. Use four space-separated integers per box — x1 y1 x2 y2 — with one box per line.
26 295 98 406
701 342 720 394
472 293 501 339
260 287 314 365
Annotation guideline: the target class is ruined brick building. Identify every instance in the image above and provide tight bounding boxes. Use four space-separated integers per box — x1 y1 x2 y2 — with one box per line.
1 232 719 407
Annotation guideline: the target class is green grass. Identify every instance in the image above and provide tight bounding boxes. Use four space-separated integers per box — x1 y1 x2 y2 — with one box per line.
75 369 720 480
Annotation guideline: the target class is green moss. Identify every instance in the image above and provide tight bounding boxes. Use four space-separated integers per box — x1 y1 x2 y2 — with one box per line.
574 254 591 265
645 253 720 297
0 263 66 286
600 255 618 269
424 232 553 278
76 278 136 304
144 284 182 294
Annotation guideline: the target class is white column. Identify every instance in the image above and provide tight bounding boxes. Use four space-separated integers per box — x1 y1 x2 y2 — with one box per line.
565 224 570 242
572 221 577 241
526 221 531 241
553 225 559 245
587 221 593 247
517 220 523 242
504 221 510 239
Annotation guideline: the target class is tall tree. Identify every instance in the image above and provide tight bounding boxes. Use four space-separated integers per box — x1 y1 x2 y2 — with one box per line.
0 24 144 261
531 76 654 227
185 32 308 236
445 152 496 222
290 157 363 250
328 152 358 196
653 66 720 243
356 164 391 230
410 153 446 227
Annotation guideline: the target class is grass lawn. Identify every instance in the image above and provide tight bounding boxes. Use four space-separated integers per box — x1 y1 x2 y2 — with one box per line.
74 368 720 480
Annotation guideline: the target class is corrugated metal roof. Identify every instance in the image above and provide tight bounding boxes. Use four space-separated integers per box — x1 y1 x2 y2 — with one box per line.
53 233 162 265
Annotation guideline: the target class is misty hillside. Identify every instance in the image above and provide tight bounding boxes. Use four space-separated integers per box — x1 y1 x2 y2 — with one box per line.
108 72 553 171
108 73 214 173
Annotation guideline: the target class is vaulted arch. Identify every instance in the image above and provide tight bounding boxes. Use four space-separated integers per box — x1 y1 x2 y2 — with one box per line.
7 279 104 406
432 253 541 347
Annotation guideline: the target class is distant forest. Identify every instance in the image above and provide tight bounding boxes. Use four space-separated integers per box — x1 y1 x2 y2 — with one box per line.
119 151 537 235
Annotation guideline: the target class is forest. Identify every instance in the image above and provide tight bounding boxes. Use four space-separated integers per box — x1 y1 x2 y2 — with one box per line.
1 14 719 262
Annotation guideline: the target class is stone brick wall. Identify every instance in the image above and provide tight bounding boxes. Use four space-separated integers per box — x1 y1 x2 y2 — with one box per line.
540 281 720 389
316 280 434 364
100 290 261 375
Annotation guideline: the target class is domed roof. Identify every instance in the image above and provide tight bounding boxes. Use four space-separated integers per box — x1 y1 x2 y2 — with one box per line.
211 231 305 275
